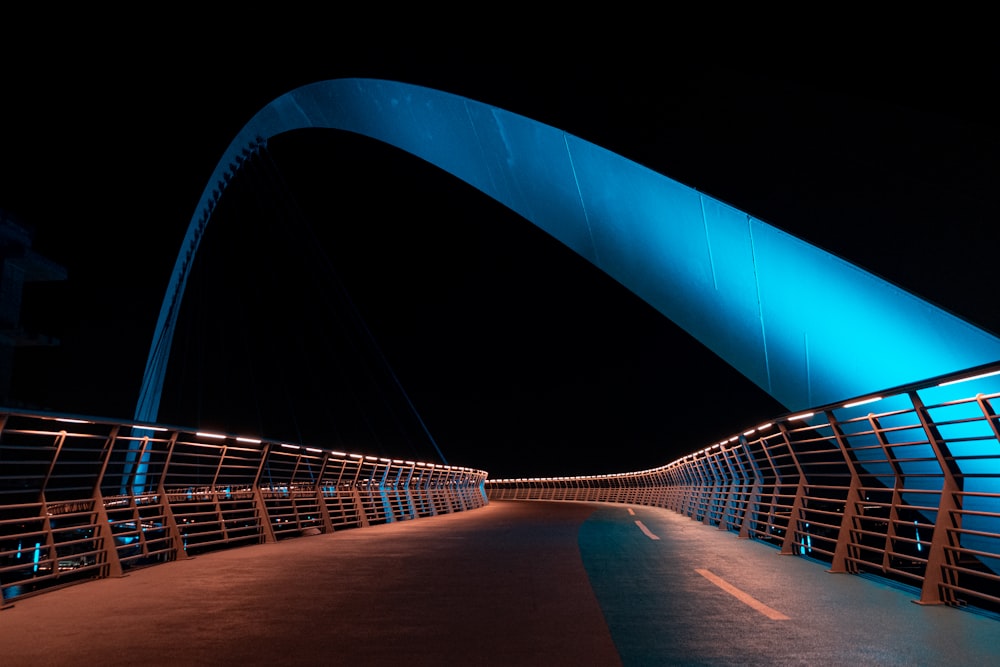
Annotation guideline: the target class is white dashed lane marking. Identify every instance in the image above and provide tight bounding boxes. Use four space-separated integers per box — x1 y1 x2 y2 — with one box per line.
695 568 790 620
634 520 660 540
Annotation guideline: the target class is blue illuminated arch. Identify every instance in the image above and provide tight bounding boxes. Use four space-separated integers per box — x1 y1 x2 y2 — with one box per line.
135 78 1000 425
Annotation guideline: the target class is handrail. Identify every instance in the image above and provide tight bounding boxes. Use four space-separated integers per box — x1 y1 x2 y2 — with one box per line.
0 410 487 602
486 360 1000 616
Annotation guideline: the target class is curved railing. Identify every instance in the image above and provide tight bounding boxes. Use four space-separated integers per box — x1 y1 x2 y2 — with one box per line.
486 361 1000 614
0 410 487 602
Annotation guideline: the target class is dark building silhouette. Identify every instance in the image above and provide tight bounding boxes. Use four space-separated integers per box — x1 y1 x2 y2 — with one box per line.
0 212 66 405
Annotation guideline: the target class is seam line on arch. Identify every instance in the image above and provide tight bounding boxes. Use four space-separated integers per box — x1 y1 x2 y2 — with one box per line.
563 134 600 266
700 195 719 291
748 215 772 395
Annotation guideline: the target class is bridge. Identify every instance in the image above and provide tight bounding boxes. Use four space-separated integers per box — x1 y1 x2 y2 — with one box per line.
2 79 1000 663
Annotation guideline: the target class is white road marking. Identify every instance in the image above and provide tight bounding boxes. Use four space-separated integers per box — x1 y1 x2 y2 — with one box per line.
634 520 660 540
695 568 790 620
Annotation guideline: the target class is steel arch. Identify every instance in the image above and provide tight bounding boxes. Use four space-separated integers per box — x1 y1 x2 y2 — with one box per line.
136 78 1000 424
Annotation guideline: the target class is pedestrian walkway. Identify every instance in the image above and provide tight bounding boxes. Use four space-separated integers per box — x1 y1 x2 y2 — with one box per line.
2 500 997 665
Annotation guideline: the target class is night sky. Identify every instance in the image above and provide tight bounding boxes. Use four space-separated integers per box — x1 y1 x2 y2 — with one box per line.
2 28 998 478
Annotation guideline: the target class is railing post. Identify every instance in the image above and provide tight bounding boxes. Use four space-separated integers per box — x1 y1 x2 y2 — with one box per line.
701 455 717 522
92 425 125 576
156 431 188 559
976 394 1000 441
667 466 684 512
651 469 667 507
252 444 277 543
707 449 729 527
696 457 709 521
910 392 962 606
451 471 468 511
868 415 906 574
753 431 782 542
91 488 123 578
377 461 394 522
211 443 230 543
824 411 864 574
402 465 417 519
776 423 807 555
314 452 335 534
738 436 764 539
419 465 436 516
680 461 697 517
718 446 741 531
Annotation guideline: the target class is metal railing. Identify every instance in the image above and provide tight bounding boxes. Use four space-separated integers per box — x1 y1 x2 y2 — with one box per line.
487 362 1000 615
0 410 487 602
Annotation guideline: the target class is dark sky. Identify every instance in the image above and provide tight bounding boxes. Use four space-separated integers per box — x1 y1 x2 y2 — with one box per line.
2 28 998 478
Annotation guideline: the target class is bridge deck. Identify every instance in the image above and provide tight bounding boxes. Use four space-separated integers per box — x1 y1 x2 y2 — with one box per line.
3 500 998 665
